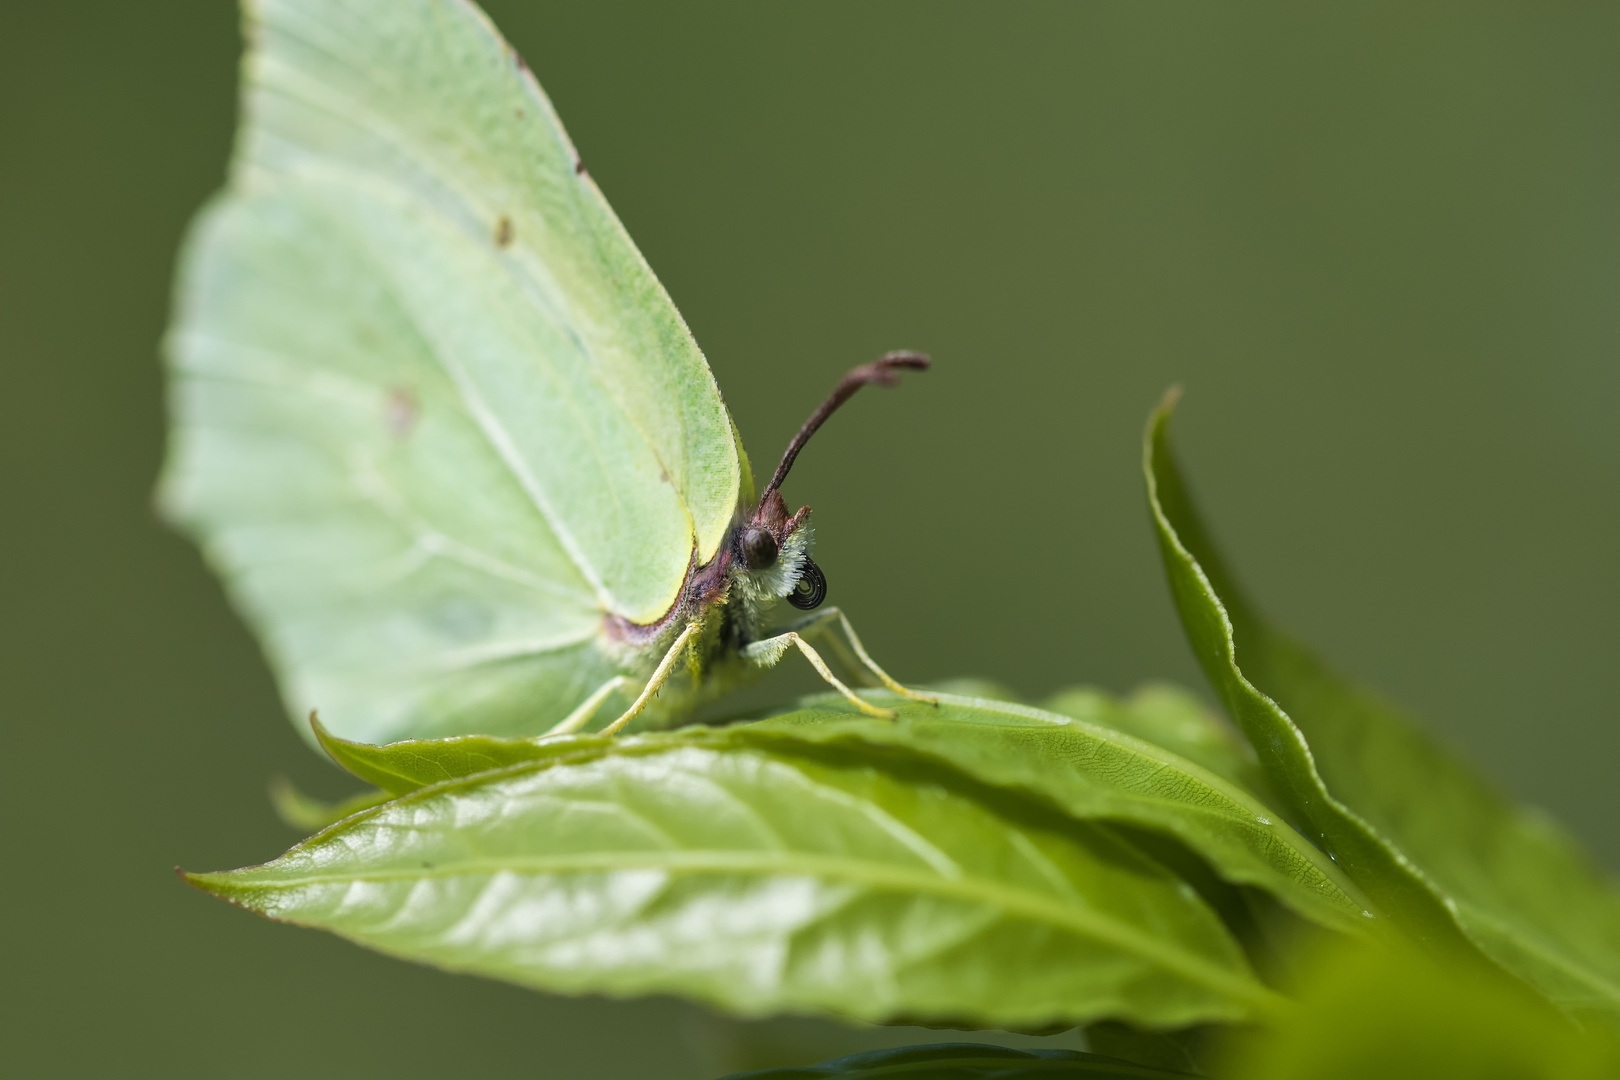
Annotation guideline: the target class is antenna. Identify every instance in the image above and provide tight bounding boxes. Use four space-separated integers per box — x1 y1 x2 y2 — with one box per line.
761 351 930 501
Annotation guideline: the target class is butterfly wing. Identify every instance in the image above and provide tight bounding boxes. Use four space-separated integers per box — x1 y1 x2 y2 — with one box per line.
160 0 742 742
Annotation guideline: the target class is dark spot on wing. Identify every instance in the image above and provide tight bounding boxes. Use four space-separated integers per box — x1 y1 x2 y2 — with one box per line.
574 158 587 176
386 386 419 437
494 215 514 247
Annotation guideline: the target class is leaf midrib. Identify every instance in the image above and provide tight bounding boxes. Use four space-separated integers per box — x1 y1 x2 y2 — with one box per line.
203 848 1278 1012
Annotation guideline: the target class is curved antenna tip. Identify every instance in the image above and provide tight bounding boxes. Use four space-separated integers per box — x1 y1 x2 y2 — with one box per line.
763 351 931 499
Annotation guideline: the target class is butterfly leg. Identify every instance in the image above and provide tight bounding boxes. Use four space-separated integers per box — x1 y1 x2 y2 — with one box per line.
600 621 703 736
781 606 938 705
544 675 633 736
743 630 896 719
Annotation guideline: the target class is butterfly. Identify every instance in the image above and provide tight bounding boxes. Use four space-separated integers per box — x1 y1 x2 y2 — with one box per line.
159 0 933 745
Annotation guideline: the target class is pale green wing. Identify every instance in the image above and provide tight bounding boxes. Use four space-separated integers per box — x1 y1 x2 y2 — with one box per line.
160 0 741 743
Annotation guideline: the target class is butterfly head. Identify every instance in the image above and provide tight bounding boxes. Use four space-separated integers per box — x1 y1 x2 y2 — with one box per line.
734 487 822 610
729 351 929 613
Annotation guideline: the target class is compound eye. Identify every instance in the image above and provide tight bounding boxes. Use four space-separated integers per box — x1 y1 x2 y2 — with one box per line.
787 557 827 610
741 527 778 570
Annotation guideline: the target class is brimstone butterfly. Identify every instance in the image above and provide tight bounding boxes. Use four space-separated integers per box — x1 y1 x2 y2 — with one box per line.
159 0 932 745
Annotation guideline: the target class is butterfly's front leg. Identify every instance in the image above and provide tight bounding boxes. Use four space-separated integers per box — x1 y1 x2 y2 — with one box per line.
778 606 938 706
543 675 633 736
593 622 704 736
742 629 896 719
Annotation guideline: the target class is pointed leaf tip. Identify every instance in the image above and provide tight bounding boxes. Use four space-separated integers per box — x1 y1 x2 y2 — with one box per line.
1156 383 1184 415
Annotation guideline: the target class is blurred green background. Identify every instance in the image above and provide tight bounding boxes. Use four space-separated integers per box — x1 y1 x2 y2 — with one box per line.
4 1 1618 1076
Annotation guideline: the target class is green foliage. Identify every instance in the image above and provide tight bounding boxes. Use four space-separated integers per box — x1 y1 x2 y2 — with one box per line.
313 693 1371 934
1219 939 1618 1079
309 713 604 796
178 391 1620 1076
1143 392 1467 951
1040 685 1269 800
1146 391 1620 1029
180 388 1620 1076
183 392 1620 1080
189 734 1278 1030
266 775 389 831
744 695 1368 934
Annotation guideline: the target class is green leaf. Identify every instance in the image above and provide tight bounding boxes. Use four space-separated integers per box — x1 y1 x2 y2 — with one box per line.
267 775 390 832
1221 938 1618 1080
311 713 605 796
1082 1023 1208 1077
313 694 1373 934
1040 683 1269 799
743 693 1371 935
1145 389 1620 1024
924 677 1029 703
714 1042 1198 1078
187 738 1280 1030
